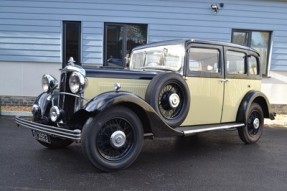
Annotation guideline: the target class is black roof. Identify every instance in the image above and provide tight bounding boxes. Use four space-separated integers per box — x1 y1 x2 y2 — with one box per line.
133 39 259 55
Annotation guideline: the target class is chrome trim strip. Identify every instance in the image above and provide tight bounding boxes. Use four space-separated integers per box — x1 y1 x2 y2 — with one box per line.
16 116 81 141
59 92 89 101
182 123 245 136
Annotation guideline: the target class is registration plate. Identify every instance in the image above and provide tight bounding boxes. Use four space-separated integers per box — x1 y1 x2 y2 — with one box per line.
32 131 51 144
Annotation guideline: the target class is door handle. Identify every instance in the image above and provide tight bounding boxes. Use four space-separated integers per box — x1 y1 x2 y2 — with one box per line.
219 79 230 83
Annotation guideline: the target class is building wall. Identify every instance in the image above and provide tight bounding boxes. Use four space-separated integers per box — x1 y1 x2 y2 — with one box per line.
0 0 287 103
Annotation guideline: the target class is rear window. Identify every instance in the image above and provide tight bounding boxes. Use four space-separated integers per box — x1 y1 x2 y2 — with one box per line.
226 51 246 74
248 56 259 75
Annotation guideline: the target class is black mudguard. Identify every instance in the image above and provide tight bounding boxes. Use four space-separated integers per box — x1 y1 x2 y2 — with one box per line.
33 90 60 122
236 90 275 123
81 91 183 137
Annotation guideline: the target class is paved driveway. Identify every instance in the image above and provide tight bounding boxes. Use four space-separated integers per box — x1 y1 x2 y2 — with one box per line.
0 116 287 191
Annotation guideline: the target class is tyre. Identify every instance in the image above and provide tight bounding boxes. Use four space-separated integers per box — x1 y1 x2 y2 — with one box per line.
145 72 190 127
81 106 144 172
238 103 264 144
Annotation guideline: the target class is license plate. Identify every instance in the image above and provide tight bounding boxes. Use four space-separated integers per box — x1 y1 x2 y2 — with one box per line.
32 131 51 144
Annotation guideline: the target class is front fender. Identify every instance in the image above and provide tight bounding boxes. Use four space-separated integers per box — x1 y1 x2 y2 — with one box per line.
81 91 183 137
236 90 275 123
33 90 59 121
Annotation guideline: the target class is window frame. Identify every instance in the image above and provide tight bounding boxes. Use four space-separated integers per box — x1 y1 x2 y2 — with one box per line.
224 47 261 80
231 29 272 76
62 21 81 68
104 22 148 67
185 44 224 78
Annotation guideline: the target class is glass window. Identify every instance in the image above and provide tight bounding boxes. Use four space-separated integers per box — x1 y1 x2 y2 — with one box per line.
62 21 81 67
105 23 147 67
232 30 271 75
249 56 258 75
232 32 249 46
188 48 220 73
130 45 184 72
251 32 270 76
226 51 246 74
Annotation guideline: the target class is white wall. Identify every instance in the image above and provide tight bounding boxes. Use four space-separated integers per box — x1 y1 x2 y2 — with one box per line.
0 62 60 96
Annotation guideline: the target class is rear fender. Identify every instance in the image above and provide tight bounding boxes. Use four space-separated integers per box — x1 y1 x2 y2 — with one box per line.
75 91 183 137
236 90 274 123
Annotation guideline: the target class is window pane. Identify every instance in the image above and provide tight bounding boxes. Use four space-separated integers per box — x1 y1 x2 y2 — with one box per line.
130 45 184 72
188 48 220 73
126 25 147 55
63 21 81 67
249 56 258 75
251 32 270 75
226 51 246 74
106 25 124 67
105 23 147 67
232 32 249 46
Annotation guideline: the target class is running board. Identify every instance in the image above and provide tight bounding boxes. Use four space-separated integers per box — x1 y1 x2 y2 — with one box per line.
175 123 245 136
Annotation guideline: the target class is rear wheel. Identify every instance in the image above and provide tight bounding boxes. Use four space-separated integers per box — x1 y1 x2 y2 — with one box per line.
81 106 144 172
238 103 264 144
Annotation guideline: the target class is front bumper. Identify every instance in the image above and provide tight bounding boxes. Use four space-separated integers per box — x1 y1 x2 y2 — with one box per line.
16 116 81 141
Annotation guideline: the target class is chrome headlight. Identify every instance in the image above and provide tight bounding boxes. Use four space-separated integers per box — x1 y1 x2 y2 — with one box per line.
69 72 86 94
42 74 58 93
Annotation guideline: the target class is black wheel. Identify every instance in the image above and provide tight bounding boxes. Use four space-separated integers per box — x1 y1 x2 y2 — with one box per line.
81 106 144 172
145 73 190 127
238 103 264 144
32 118 73 149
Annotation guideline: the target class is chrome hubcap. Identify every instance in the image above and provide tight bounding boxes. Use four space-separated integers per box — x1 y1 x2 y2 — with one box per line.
110 131 126 148
253 118 260 129
169 93 180 108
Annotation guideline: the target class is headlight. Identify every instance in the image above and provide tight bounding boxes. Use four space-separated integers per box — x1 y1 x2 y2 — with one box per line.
42 74 58 93
69 72 86 93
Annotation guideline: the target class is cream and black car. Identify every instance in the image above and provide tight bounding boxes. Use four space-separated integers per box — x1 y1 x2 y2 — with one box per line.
16 39 275 171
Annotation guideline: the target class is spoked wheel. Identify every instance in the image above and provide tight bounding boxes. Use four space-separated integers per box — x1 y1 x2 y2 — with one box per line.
81 106 143 172
158 82 183 119
238 103 264 144
97 118 135 161
145 73 190 127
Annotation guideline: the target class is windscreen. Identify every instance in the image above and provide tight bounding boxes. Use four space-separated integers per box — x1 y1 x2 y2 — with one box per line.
129 44 184 72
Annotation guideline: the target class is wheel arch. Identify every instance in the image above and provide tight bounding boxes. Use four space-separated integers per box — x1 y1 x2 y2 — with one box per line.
71 91 182 137
236 90 274 123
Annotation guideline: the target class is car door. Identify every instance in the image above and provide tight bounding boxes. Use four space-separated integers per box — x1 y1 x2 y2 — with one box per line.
221 47 261 123
182 44 224 126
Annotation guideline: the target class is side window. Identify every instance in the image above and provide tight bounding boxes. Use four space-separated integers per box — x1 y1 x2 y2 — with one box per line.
248 56 259 75
226 51 246 74
188 48 220 73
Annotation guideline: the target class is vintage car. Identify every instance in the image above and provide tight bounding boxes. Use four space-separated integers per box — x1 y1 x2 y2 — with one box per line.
16 39 275 172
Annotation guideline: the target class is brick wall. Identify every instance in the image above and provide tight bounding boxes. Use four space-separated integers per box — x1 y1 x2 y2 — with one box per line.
271 104 287 114
0 96 36 106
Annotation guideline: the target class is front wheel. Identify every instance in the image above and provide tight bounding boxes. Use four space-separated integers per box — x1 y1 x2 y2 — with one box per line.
238 103 264 144
81 106 144 172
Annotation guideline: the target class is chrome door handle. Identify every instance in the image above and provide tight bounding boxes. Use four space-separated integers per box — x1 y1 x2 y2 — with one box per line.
219 79 230 83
